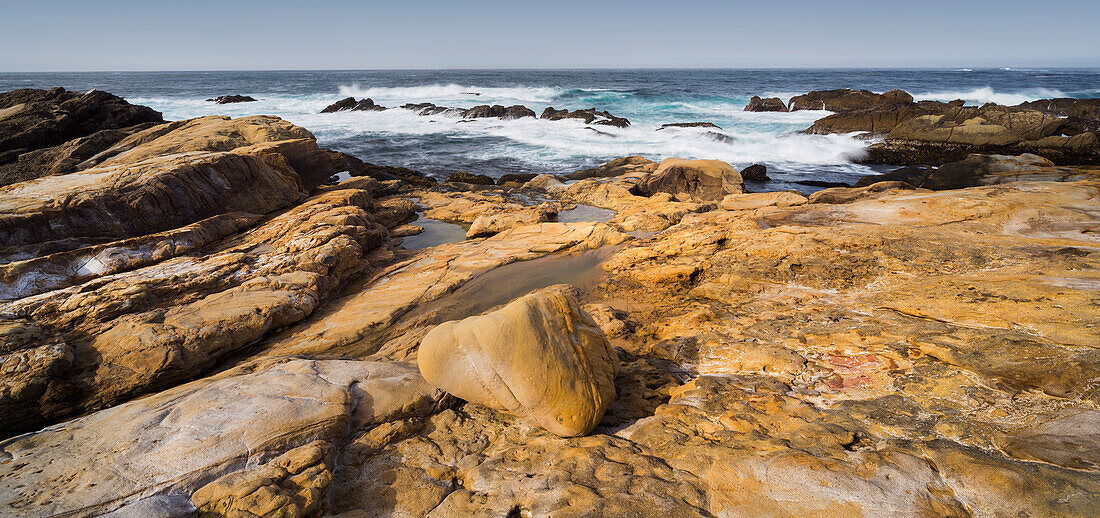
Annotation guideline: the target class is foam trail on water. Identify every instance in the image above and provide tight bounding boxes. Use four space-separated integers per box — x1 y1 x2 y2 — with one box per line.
913 87 1065 106
336 83 565 104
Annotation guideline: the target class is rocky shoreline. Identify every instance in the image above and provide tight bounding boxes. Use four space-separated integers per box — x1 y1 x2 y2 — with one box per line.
1 88 1099 517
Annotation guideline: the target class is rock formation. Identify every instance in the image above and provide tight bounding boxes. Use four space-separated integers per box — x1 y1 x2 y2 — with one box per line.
657 122 723 129
788 88 913 112
0 87 164 186
3 89 1100 517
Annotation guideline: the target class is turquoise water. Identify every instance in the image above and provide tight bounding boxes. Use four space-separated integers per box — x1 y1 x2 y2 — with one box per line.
3 68 1097 188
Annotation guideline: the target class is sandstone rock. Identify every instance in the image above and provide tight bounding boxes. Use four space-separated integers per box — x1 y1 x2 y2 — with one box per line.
564 155 658 181
320 97 386 113
720 191 807 210
0 358 446 517
740 163 770 181
523 173 567 191
744 96 788 112
541 107 630 128
466 202 558 238
641 158 743 202
0 115 338 254
206 95 257 104
445 171 493 185
418 285 618 437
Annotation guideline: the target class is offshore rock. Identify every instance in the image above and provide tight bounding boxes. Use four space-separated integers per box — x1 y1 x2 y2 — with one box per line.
463 104 536 120
206 95 257 104
658 122 723 130
744 95 788 112
740 163 770 181
418 285 618 437
788 88 913 112
541 107 631 128
321 97 387 113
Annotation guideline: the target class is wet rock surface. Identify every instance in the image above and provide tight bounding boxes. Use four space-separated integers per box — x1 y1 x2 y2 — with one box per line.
3 91 1100 517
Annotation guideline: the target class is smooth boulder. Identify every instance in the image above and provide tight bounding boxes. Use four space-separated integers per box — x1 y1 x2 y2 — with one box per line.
641 158 743 202
744 96 788 112
417 284 618 437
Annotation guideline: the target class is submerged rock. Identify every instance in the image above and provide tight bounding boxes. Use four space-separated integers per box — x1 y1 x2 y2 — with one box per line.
417 285 618 437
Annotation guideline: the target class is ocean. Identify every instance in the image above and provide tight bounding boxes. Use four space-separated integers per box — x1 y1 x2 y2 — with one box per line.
3 68 1099 190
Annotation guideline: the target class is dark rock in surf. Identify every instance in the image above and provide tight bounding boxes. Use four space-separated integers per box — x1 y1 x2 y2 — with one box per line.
206 95 257 104
321 97 387 113
740 164 770 181
744 96 788 112
795 179 851 188
788 88 913 112
541 107 630 128
658 122 723 130
463 105 536 120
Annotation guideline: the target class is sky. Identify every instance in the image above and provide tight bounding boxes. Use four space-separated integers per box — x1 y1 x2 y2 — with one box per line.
3 0 1099 71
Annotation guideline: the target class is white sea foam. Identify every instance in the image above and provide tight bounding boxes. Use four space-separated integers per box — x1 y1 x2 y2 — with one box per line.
335 83 565 104
913 86 1065 106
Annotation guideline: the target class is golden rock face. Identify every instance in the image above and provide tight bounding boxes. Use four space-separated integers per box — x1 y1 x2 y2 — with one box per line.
418 284 618 437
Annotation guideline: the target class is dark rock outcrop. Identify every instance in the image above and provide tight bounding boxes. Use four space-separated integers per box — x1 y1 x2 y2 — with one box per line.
854 153 1100 189
788 88 913 112
740 163 770 181
497 173 539 186
463 105 536 120
206 95 257 104
446 171 494 185
1016 98 1100 133
0 88 163 169
541 107 630 128
744 96 788 112
321 97 387 113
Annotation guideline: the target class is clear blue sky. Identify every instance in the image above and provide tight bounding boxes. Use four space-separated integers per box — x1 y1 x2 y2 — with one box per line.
4 0 1098 71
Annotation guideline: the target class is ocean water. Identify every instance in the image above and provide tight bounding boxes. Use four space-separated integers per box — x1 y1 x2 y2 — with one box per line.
3 69 1098 189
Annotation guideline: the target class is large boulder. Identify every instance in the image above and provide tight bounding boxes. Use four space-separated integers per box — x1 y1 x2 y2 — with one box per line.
744 96 788 112
417 285 618 437
641 158 743 202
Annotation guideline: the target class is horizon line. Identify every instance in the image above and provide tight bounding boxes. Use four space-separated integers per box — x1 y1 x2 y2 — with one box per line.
4 65 1100 74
